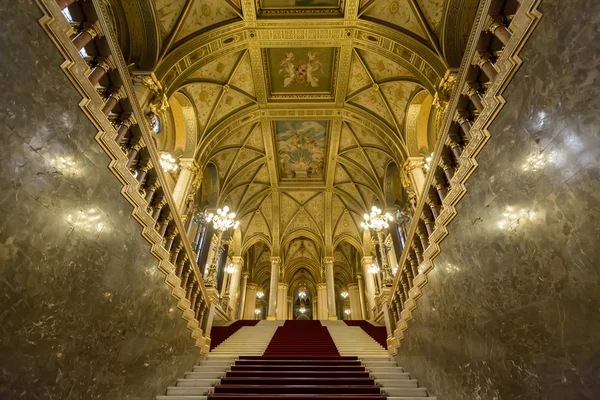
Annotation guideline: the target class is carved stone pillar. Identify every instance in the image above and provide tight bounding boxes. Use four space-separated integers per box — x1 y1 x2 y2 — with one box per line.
324 257 337 320
237 273 249 319
277 283 288 320
477 52 498 81
317 283 328 319
72 25 98 51
228 256 243 317
454 112 473 140
448 137 463 161
408 253 419 278
347 283 361 319
115 116 136 145
267 257 280 320
356 273 367 319
88 58 112 87
361 256 377 319
102 88 124 116
173 158 199 212
243 283 257 319
152 199 167 222
488 16 512 45
467 85 484 113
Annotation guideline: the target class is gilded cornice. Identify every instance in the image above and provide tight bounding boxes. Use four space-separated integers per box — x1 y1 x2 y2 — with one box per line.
154 20 447 97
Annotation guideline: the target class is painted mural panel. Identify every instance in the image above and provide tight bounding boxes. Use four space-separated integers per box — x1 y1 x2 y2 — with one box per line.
265 48 336 98
275 120 328 180
260 0 338 8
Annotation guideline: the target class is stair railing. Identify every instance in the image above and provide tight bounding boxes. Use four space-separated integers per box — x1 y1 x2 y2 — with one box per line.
37 0 222 354
385 0 543 353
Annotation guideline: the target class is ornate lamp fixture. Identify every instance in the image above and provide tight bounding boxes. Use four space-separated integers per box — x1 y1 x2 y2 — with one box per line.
298 289 307 299
205 206 239 286
299 307 306 313
159 152 179 172
344 309 351 316
256 291 264 299
423 152 434 171
368 263 381 274
340 291 349 299
254 308 261 315
361 206 394 285
225 264 237 274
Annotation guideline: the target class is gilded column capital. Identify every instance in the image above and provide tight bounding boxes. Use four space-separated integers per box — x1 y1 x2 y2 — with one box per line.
323 256 334 265
270 256 281 265
361 256 374 266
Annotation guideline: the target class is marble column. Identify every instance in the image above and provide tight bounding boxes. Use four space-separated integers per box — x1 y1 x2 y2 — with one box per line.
228 256 243 317
356 273 367 319
324 257 337 320
313 297 318 320
204 232 221 285
172 158 198 212
287 297 293 320
277 283 288 320
361 256 377 319
237 273 248 319
376 231 393 285
243 283 258 319
404 157 426 199
382 303 395 337
348 283 361 320
267 257 280 320
317 284 328 320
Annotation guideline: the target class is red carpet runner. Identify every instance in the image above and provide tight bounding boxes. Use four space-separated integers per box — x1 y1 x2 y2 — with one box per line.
208 320 385 399
210 320 260 350
344 320 388 349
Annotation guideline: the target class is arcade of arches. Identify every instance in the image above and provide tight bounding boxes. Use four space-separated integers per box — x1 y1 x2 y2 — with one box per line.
2 0 600 398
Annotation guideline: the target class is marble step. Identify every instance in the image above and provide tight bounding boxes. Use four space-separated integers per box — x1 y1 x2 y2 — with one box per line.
185 372 224 379
381 387 429 397
156 396 207 400
368 367 406 374
177 378 220 387
166 386 213 396
371 372 411 380
193 366 231 372
363 361 398 367
375 379 419 388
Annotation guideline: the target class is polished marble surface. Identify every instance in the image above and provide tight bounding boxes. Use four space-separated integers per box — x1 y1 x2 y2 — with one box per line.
395 1 600 398
0 1 201 399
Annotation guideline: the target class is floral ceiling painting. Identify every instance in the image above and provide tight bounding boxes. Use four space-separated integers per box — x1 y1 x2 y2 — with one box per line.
260 0 338 8
275 120 328 180
264 48 337 100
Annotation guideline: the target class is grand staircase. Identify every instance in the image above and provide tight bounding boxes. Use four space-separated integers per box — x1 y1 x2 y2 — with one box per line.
156 320 435 399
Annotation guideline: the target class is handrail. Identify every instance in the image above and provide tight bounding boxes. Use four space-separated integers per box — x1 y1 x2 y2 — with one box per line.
91 0 209 303
388 0 494 301
383 0 543 353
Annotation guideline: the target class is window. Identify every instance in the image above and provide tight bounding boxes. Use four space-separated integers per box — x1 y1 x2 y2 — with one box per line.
151 114 161 134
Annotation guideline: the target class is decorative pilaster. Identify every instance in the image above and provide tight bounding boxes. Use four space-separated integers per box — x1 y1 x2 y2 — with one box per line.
324 257 337 320
172 158 199 212
267 257 280 320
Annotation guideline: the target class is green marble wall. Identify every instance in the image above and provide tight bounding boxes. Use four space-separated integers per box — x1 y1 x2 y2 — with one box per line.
0 1 201 398
395 1 600 399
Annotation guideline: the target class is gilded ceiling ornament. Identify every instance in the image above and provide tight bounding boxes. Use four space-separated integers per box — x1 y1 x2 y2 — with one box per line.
432 71 457 110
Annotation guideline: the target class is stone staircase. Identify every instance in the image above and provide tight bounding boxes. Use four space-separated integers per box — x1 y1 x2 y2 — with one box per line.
156 320 434 399
156 320 283 399
324 320 435 399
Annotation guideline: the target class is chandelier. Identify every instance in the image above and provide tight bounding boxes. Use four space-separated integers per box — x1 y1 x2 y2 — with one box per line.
298 289 307 299
208 206 239 231
159 152 179 172
344 309 351 316
254 308 261 315
368 263 381 274
361 206 393 231
340 291 349 299
424 152 434 171
256 291 264 298
225 264 236 274
299 307 306 313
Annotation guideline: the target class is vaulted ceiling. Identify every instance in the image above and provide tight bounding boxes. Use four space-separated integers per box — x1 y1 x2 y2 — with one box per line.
109 0 480 265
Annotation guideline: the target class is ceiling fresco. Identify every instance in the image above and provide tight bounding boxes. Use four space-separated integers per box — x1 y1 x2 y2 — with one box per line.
275 120 329 180
263 48 339 101
140 0 481 282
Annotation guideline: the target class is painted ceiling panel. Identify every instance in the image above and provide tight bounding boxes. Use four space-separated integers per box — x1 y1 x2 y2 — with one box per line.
154 0 186 40
175 0 238 42
347 53 372 96
207 89 254 128
416 0 445 35
188 51 243 82
349 87 396 128
338 123 357 151
380 80 421 129
363 0 427 41
357 49 414 82
229 52 256 98
185 83 222 135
